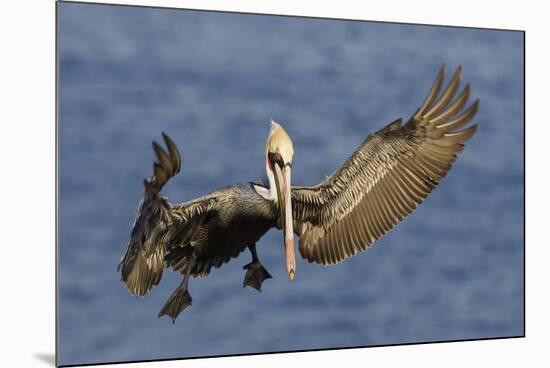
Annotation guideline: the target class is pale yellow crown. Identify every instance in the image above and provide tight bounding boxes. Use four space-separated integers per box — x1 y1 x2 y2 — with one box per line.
266 119 294 165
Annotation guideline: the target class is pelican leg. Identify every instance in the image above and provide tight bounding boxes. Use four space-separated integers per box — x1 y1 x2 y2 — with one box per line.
158 257 195 323
243 244 272 292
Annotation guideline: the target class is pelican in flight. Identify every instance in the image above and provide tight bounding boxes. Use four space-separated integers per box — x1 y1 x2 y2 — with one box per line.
118 65 479 322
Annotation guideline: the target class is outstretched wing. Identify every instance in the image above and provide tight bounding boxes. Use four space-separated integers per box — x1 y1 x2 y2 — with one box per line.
292 65 479 265
118 133 183 296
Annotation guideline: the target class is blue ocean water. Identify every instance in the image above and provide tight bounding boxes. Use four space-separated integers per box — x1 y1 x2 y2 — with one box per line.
57 3 524 366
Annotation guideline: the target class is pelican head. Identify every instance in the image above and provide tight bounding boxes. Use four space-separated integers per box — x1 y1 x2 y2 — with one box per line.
264 120 296 281
266 120 294 169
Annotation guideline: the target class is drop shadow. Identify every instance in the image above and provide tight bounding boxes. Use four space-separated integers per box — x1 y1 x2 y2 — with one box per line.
34 353 56 366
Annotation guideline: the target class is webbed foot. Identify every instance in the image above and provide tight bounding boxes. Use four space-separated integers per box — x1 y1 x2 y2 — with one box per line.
243 262 272 292
158 287 192 323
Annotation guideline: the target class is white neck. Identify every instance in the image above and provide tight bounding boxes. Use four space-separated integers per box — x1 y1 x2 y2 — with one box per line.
265 153 277 201
253 153 277 201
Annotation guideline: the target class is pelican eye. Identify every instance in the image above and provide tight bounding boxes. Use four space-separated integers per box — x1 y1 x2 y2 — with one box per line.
268 151 285 167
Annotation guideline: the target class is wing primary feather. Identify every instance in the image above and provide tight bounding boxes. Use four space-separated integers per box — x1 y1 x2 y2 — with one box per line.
423 142 458 157
352 209 367 254
346 210 362 256
377 177 404 221
313 232 323 263
338 214 353 259
392 167 424 203
371 186 392 232
424 66 462 119
152 141 173 176
376 185 398 227
366 198 383 239
415 154 448 179
383 172 411 217
441 124 479 145
417 149 453 168
344 216 357 258
364 196 378 245
377 194 394 233
429 83 471 124
153 162 167 184
386 170 415 212
161 132 182 174
325 226 336 264
414 64 445 119
316 230 328 264
432 100 479 136
402 158 434 189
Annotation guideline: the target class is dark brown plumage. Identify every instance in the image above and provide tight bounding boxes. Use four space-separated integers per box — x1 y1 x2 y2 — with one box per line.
118 65 479 322
118 136 279 321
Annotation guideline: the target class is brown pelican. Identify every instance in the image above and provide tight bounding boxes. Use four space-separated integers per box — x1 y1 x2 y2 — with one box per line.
118 65 479 322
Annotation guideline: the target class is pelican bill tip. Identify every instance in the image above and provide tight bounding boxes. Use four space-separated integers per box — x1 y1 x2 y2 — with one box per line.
289 270 295 281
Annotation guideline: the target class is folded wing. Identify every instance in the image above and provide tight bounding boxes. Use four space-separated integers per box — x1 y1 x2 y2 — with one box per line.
292 65 479 265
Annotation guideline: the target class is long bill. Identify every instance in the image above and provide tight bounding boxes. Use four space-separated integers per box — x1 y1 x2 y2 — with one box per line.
273 163 296 281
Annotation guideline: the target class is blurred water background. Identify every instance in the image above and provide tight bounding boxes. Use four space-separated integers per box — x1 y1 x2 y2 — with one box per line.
57 3 524 366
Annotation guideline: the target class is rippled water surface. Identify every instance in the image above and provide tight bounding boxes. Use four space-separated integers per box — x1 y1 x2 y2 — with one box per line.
57 3 524 366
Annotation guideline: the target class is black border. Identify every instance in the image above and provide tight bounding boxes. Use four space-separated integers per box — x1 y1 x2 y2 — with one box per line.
55 1 60 366
55 1 526 367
